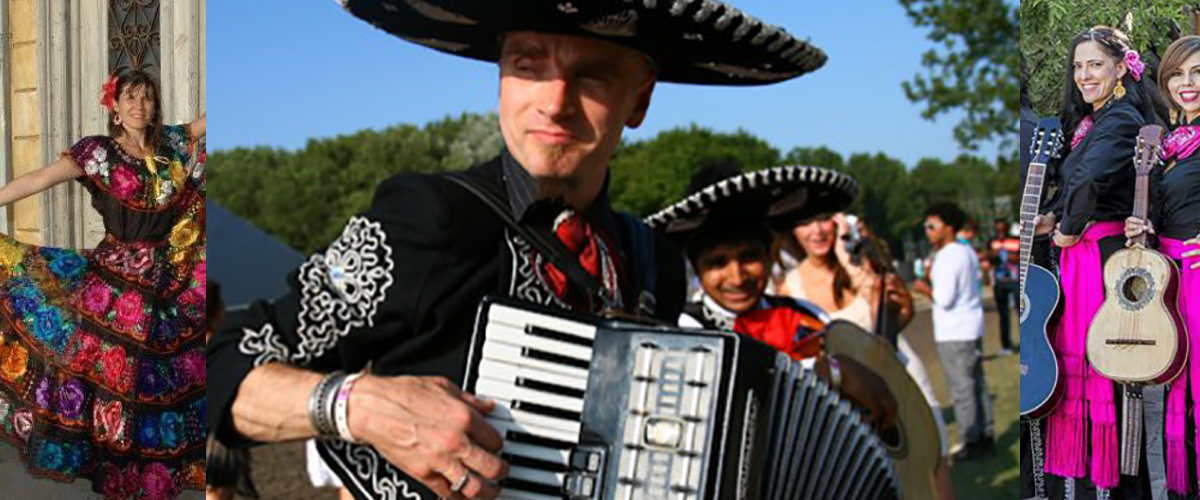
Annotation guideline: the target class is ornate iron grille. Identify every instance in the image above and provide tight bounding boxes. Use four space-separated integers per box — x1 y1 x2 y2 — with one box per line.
108 0 160 77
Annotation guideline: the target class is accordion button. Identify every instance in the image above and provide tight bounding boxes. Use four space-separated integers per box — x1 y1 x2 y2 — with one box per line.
644 417 684 449
587 453 601 473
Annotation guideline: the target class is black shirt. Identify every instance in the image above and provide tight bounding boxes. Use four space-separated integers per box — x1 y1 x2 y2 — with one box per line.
205 154 686 500
1048 98 1143 235
1153 123 1200 241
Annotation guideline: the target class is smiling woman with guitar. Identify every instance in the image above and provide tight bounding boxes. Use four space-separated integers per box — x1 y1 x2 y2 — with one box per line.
1120 35 1200 497
1031 26 1171 499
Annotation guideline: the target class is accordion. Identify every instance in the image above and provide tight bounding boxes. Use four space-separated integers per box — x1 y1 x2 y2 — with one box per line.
464 296 901 500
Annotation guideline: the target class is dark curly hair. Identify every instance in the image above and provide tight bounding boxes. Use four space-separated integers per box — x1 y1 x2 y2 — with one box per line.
925 202 968 232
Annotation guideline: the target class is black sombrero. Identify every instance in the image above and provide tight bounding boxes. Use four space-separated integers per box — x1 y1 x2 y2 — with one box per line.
645 165 859 238
335 0 826 86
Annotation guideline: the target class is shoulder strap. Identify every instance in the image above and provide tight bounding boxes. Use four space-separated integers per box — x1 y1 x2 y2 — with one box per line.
682 302 718 330
617 212 658 318
443 172 606 311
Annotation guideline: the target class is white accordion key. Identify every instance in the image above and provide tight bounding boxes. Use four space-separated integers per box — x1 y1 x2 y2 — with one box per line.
481 342 590 379
501 441 570 466
478 358 588 391
488 416 580 445
485 323 593 362
507 465 566 488
489 304 597 341
475 379 584 414
489 400 581 435
496 489 561 500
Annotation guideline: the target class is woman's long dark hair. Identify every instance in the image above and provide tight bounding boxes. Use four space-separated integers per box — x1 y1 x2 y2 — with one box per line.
1021 55 1033 109
107 70 165 156
1059 26 1170 143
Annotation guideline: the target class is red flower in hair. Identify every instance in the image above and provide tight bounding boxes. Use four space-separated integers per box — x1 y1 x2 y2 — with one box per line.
100 74 119 111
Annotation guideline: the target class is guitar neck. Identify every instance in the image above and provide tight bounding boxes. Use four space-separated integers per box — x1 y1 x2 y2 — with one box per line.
1132 168 1150 247
1019 161 1047 296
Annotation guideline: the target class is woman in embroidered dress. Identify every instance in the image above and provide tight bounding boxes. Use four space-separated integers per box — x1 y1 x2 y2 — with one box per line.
1120 35 1200 499
0 70 205 500
1030 26 1169 499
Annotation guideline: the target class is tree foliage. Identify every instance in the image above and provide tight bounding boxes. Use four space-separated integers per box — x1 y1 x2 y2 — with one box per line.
210 114 1011 261
899 0 1019 152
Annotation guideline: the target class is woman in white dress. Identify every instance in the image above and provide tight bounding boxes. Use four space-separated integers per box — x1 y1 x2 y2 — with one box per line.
777 213 950 456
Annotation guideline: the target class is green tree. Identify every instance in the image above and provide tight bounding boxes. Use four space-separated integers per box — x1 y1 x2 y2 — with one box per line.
608 125 780 217
900 0 1019 151
211 114 1010 263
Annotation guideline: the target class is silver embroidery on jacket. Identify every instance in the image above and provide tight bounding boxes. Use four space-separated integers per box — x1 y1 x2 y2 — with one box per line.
293 217 396 363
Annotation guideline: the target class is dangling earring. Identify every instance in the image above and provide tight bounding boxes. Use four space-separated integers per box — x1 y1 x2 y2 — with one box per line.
114 115 122 126
1171 108 1180 125
1114 80 1127 99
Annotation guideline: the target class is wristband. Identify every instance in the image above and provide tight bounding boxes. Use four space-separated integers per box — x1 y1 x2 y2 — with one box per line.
335 372 365 443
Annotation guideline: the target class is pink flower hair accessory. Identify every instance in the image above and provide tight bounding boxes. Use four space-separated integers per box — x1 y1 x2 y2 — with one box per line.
1125 50 1145 82
100 74 119 112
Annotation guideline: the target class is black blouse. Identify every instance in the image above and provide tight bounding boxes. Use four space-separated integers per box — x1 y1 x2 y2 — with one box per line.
1154 125 1200 241
1048 98 1143 236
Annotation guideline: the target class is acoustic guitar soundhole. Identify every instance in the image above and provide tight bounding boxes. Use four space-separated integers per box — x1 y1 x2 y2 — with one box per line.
1117 268 1155 311
878 420 908 459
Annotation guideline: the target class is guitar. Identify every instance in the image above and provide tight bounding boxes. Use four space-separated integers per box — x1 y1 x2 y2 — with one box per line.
825 320 943 500
1086 124 1186 385
1020 117 1065 420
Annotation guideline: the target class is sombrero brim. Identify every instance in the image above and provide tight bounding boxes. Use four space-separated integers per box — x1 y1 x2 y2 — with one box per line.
644 165 859 236
336 0 826 86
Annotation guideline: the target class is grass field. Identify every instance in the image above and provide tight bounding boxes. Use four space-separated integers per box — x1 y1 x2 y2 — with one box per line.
903 295 1019 500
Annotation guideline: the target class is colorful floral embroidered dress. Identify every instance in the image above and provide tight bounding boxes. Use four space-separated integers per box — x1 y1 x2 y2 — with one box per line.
0 125 205 500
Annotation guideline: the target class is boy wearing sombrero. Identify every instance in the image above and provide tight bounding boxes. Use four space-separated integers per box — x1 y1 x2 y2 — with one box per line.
647 160 899 428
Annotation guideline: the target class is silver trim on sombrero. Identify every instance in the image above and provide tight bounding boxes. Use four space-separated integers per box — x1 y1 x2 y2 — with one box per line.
399 36 470 52
689 61 798 81
581 10 639 37
693 0 720 22
401 0 477 25
643 165 860 231
669 0 691 16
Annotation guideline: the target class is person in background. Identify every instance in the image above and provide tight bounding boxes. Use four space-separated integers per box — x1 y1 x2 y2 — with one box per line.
988 219 1020 356
912 202 995 462
206 282 258 500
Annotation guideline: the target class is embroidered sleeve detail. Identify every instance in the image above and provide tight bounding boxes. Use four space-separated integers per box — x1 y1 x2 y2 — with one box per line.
68 137 113 179
292 217 396 363
320 440 422 500
163 124 191 164
237 324 290 367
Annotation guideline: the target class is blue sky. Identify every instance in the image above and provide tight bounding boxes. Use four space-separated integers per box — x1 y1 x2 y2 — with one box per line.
210 0 1004 167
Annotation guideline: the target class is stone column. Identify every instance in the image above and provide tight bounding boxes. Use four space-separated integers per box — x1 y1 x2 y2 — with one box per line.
9 0 42 245
38 0 107 248
160 0 204 125
77 0 106 247
0 0 10 235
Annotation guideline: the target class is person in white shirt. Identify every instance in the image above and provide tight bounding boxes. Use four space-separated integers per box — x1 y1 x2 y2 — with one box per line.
912 202 995 462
